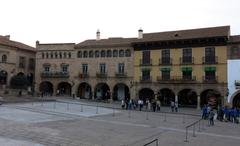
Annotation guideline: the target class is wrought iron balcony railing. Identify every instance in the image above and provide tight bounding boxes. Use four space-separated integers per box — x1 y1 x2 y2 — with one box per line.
41 71 69 78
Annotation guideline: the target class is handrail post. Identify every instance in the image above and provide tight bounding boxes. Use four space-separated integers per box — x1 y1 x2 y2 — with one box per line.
67 103 69 111
96 103 99 114
164 112 166 122
193 124 196 137
128 109 131 118
156 139 158 146
198 120 201 132
182 115 185 123
146 111 149 120
54 101 56 109
112 106 115 117
184 127 188 142
81 104 83 112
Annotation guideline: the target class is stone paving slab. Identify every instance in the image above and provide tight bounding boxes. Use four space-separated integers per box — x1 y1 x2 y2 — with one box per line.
0 101 239 146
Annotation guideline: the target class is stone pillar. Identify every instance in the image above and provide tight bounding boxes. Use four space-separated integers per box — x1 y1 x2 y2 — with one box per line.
175 95 178 102
197 95 201 110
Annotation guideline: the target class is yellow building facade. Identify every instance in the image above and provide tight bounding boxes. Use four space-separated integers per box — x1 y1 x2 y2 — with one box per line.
133 26 229 109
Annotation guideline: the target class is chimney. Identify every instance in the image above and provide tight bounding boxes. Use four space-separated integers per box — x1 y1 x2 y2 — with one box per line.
36 40 40 47
138 28 143 39
96 29 100 40
5 35 10 40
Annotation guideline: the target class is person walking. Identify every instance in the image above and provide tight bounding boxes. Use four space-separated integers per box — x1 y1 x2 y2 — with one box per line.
209 109 215 126
156 100 161 111
174 101 178 112
170 101 175 112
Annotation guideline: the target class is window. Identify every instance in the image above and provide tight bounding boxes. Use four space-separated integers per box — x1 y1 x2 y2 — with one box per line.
119 50 124 57
125 49 131 57
55 52 58 58
182 48 192 63
161 49 170 64
100 63 106 73
182 71 192 80
68 52 71 58
50 52 53 58
2 55 7 63
28 58 35 70
62 66 68 72
42 53 45 59
59 52 62 58
77 51 82 58
142 51 151 65
19 56 26 68
113 50 118 57
89 51 93 58
205 71 216 81
46 53 49 58
64 52 67 58
205 47 216 63
44 66 50 72
82 64 88 74
101 50 106 57
95 51 99 57
107 50 112 57
118 63 124 74
83 51 88 58
162 70 170 80
142 69 151 81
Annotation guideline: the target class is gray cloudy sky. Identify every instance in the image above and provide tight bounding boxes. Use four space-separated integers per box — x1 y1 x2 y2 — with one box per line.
0 0 239 46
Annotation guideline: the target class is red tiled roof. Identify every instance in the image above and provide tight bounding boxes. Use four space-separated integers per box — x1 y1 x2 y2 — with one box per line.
76 37 138 49
0 35 35 52
135 26 230 43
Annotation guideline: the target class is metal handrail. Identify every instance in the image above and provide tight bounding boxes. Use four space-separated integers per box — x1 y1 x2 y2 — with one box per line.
143 139 158 146
184 119 203 142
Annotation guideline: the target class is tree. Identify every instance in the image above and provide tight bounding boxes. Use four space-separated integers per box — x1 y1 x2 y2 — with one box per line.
10 74 30 89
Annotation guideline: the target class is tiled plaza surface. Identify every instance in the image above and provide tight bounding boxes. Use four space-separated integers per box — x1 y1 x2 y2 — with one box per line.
0 98 239 146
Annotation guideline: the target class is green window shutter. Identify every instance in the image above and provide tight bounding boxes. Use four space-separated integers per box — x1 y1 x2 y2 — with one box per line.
204 67 216 72
161 67 171 72
181 67 192 72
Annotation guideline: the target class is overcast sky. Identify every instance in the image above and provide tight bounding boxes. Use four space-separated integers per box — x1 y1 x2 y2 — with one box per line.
0 0 239 47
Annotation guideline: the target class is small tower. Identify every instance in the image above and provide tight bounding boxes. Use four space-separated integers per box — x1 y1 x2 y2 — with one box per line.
96 29 100 40
138 28 143 39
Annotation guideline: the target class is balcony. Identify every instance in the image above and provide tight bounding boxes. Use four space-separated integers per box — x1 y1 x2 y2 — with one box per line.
180 57 194 64
159 58 172 65
202 76 218 83
202 56 218 64
96 72 107 78
140 76 152 83
140 59 152 66
41 71 69 78
157 76 196 83
79 73 89 78
115 72 127 78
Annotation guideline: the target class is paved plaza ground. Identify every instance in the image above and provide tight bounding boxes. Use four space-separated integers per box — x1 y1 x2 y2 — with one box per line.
0 97 239 146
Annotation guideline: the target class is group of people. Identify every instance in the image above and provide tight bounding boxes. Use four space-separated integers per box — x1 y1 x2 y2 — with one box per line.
121 98 162 112
202 104 240 126
170 101 178 112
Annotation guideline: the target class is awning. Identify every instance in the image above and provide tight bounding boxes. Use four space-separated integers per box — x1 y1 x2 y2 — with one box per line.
161 67 171 72
181 67 192 72
204 67 216 72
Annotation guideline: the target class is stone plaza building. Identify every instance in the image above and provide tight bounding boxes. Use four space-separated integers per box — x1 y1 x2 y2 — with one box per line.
22 26 240 108
0 35 35 93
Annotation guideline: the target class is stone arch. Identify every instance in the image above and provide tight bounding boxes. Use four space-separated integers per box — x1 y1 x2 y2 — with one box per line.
94 83 110 100
39 81 53 96
0 70 8 85
200 89 221 108
230 90 240 108
139 88 154 103
57 82 72 96
178 89 197 108
112 83 130 101
77 82 92 99
158 88 175 106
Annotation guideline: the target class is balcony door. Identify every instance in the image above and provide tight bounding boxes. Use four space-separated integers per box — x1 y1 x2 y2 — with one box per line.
142 51 150 65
